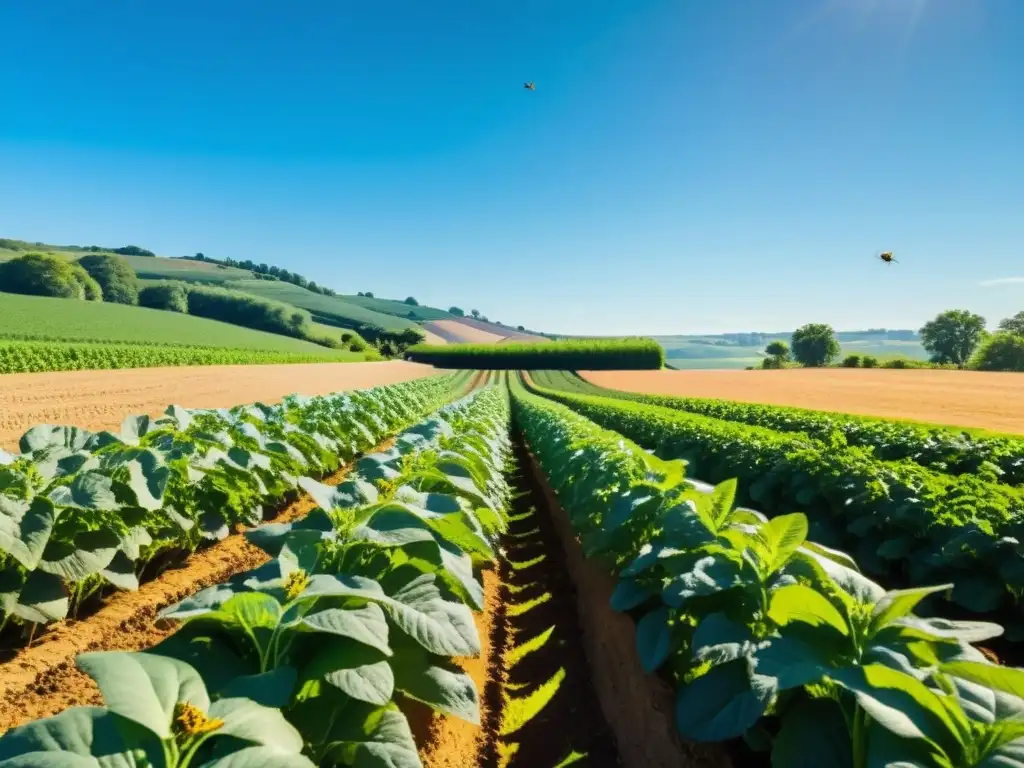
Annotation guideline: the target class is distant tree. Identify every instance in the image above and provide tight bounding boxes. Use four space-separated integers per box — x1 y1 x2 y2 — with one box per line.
268 265 282 277
841 354 861 368
357 291 365 297
470 309 480 319
307 280 319 292
972 332 1024 372
78 253 139 305
449 306 465 317
517 325 525 331
791 324 840 367
111 245 155 257
765 340 790 361
278 269 293 283
0 252 101 301
407 311 416 319
195 252 205 260
139 282 189 313
404 296 419 306
365 291 374 298
861 355 878 368
998 311 1024 336
919 309 986 367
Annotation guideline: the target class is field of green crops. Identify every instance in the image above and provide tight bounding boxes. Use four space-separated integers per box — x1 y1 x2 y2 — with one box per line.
1 368 1023 768
0 293 353 353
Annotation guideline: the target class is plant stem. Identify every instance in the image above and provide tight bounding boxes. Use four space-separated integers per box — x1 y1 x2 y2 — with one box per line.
852 704 867 768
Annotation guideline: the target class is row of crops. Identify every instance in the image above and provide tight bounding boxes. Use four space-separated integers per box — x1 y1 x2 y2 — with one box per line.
510 372 1024 767
2 366 1024 767
405 337 665 370
530 370 1024 634
0 339 367 374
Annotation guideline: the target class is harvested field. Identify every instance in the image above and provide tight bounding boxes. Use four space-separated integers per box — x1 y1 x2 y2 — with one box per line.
424 320 508 344
419 327 450 345
0 359 437 449
582 368 1024 434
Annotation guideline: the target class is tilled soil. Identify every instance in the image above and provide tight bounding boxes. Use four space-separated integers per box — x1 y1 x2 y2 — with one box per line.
583 368 1024 434
0 360 438 450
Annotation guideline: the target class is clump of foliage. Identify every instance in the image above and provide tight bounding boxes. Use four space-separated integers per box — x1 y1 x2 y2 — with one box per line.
139 281 189 313
840 353 861 367
449 306 465 316
185 284 313 341
861 354 878 368
790 323 840 367
761 340 791 369
998 310 1024 336
920 309 986 368
404 296 418 305
971 331 1024 372
0 252 102 301
407 337 664 369
182 254 337 296
77 253 140 305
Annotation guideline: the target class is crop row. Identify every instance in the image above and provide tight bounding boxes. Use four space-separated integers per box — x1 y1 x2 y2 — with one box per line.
530 369 1024 486
523 375 1024 634
0 338 367 374
510 374 1024 767
0 384 512 766
0 372 465 636
405 337 665 370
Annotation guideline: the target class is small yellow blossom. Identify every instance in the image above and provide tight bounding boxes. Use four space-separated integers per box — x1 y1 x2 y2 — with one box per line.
172 702 224 737
284 569 311 601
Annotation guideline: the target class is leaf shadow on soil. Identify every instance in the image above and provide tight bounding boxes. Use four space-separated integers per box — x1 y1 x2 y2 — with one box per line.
492 447 621 768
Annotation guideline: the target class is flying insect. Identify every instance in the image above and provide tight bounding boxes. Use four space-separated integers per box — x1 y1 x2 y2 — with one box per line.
877 251 898 264
524 81 535 90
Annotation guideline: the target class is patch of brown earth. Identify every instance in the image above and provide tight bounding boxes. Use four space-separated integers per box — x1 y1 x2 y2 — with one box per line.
0 360 438 450
583 368 1024 434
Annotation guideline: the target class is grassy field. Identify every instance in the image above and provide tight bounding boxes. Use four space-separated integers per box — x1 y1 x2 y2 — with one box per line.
0 293 354 354
340 294 455 322
225 279 420 332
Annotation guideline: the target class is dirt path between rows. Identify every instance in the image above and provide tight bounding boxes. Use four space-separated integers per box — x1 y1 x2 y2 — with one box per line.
0 360 438 450
583 369 1024 434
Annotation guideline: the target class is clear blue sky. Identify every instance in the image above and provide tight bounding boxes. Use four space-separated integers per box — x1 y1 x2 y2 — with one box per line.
1 1 1021 335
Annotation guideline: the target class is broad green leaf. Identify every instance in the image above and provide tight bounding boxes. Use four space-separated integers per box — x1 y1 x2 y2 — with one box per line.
759 513 809 573
124 451 169 511
941 662 1024 702
303 639 394 706
76 651 210 740
100 551 139 591
15 570 69 624
769 584 850 637
20 425 93 454
300 605 392 656
218 668 297 709
709 478 738 529
203 746 317 767
635 607 673 673
675 660 770 742
0 706 150 767
390 642 479 724
208 697 305 753
382 574 479 657
771 698 853 768
952 577 1007 613
754 633 834 691
610 577 657 611
871 584 954 633
39 528 121 583
0 496 57 570
67 473 119 511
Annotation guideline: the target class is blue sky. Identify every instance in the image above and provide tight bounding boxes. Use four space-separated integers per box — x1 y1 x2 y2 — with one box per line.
1 0 1021 335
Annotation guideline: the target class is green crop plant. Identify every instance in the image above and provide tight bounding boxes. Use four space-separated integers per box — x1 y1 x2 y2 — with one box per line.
510 373 1024 767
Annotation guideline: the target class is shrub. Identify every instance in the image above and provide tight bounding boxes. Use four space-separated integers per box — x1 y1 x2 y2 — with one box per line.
0 252 101 301
791 323 840 367
971 332 1024 372
861 355 878 368
349 337 368 352
919 309 986 367
185 284 313 339
139 282 189 313
761 356 782 369
77 254 139 305
841 354 861 368
404 296 418 306
449 306 465 317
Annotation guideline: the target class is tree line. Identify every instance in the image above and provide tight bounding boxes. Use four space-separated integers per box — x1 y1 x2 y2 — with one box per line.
181 253 337 296
758 310 1024 372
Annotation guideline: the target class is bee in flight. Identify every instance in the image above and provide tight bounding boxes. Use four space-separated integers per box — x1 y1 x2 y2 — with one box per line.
877 251 898 264
523 81 536 90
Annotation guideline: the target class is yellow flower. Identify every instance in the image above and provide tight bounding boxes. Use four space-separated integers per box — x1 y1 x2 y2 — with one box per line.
284 569 311 601
172 702 224 737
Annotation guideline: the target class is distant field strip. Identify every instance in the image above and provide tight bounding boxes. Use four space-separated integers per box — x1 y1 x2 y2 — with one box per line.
582 368 1024 434
0 293 346 353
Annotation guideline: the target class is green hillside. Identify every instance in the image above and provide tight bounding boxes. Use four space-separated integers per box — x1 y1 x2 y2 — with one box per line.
341 294 455 322
224 279 419 334
0 293 357 354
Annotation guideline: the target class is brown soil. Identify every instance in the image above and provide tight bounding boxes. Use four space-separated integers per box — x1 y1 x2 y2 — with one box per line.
0 360 438 450
583 369 1024 434
520 441 731 768
423 320 508 345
